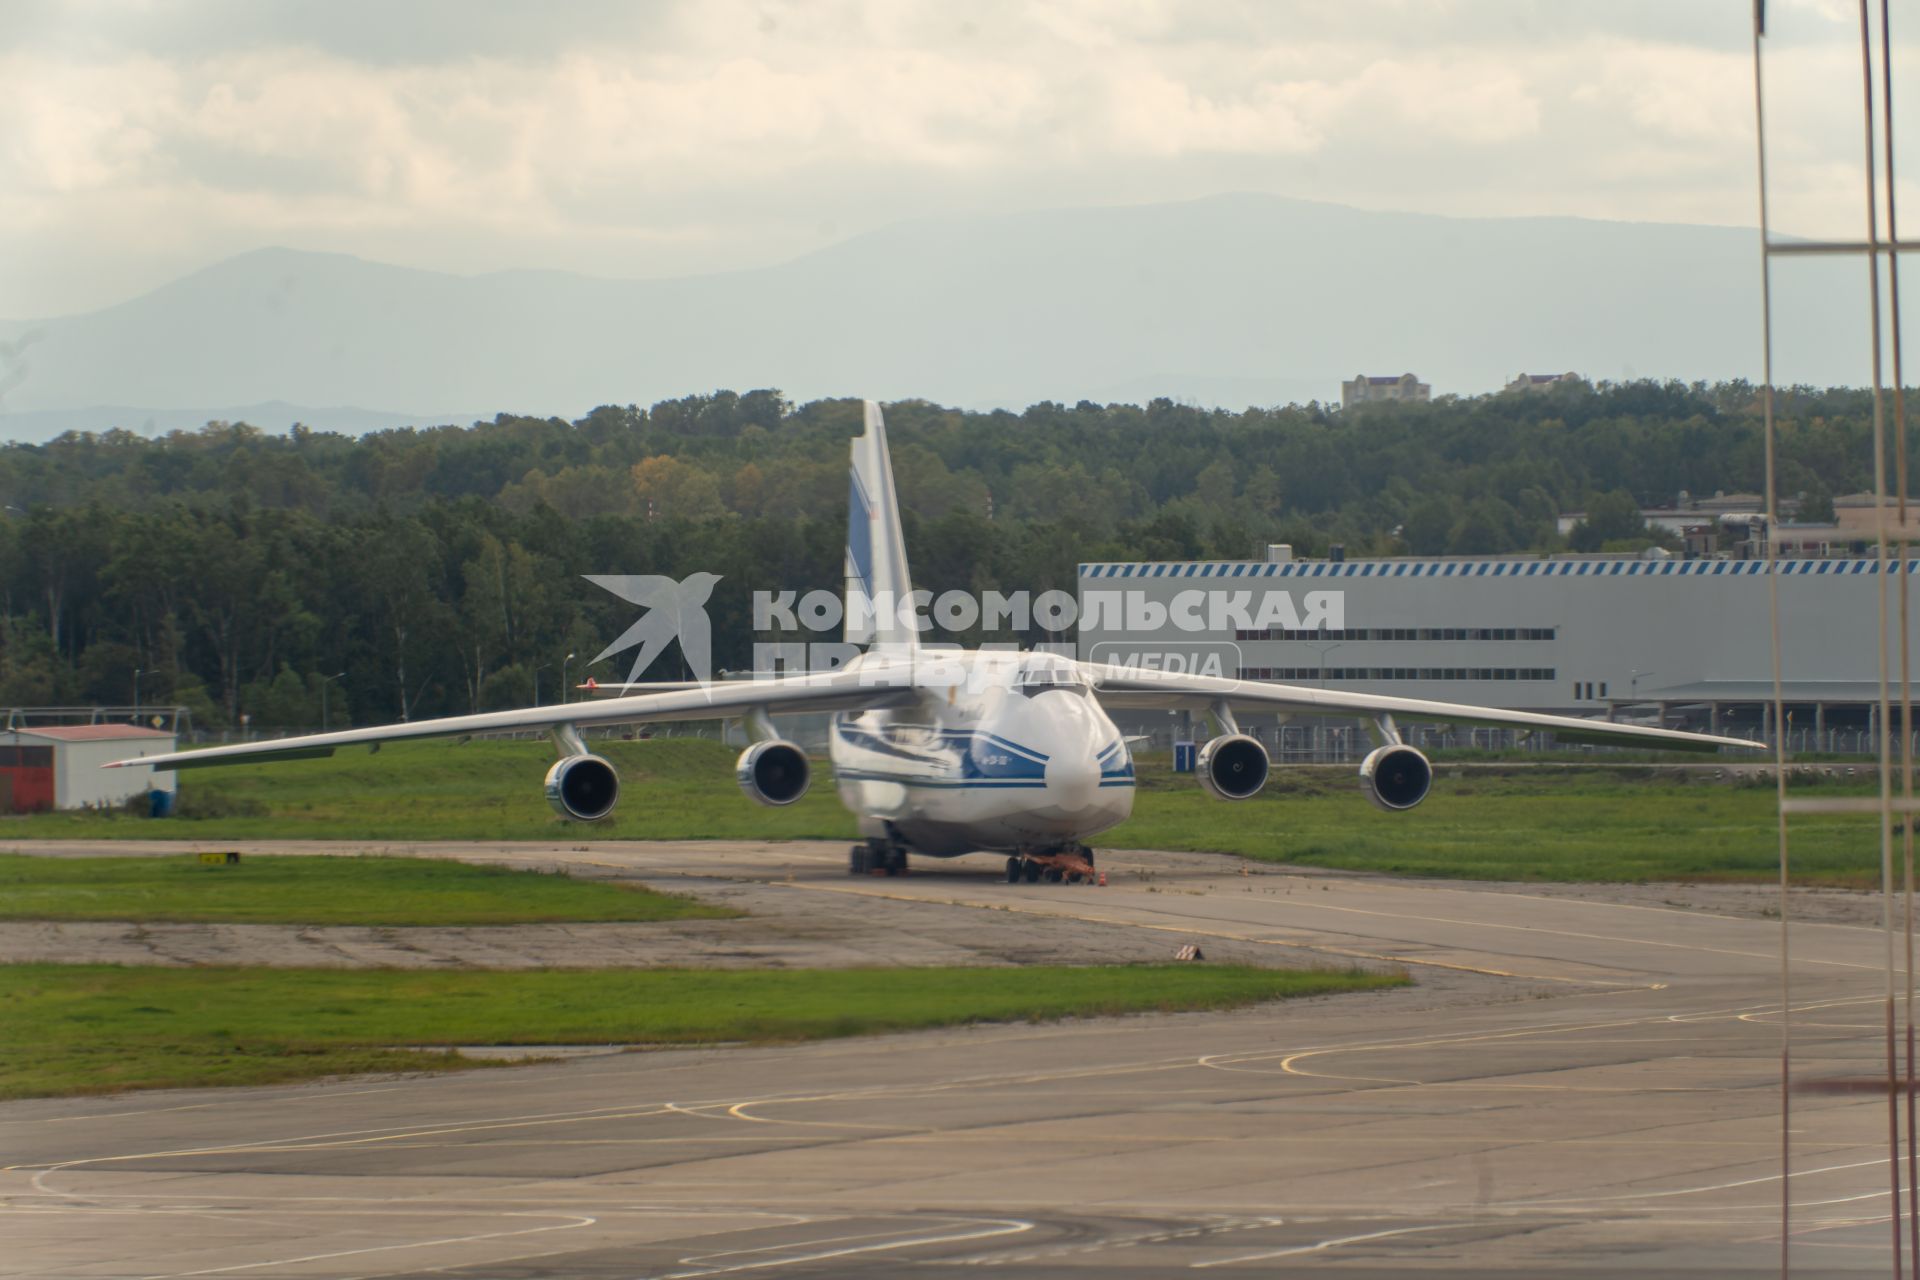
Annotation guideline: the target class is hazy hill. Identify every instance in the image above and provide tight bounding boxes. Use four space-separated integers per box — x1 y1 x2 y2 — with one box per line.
0 193 1857 442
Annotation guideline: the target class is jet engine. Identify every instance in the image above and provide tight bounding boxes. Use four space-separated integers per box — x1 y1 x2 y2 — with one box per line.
1360 744 1433 811
736 740 812 807
544 754 620 821
1197 733 1270 800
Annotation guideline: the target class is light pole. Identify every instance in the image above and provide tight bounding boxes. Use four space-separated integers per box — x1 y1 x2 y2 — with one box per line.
1310 640 1346 689
1308 640 1345 762
133 667 142 718
319 671 346 732
534 663 552 706
562 652 577 704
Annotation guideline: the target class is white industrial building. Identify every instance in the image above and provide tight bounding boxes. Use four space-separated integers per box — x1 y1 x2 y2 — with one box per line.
0 724 177 813
1077 551 1918 751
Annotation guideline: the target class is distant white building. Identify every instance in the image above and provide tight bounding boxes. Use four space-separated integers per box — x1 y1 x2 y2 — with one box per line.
1341 373 1430 408
1506 371 1585 393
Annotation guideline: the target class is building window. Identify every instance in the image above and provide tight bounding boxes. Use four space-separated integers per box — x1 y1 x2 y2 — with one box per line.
1239 667 1556 683
1234 625 1559 642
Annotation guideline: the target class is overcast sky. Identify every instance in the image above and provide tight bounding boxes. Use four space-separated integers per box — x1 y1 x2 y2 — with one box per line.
1 0 1910 318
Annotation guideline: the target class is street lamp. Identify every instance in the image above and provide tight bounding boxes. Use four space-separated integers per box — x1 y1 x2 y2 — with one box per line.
562 652 577 704
319 671 346 732
1310 640 1346 689
1307 639 1346 763
1630 669 1657 702
133 668 142 717
533 663 553 706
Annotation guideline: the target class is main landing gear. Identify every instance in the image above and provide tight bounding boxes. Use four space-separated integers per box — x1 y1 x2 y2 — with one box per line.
1005 845 1097 886
849 839 908 877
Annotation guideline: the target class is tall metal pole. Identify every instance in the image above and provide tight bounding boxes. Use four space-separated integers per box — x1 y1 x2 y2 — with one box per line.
1870 0 1920 1261
1748 6 1794 1273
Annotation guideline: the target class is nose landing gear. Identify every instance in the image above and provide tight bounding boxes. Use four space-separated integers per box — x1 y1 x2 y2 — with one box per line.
1006 844 1097 886
849 839 909 876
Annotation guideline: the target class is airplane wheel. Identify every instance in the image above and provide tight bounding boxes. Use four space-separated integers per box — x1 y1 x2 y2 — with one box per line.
1006 857 1022 883
1044 867 1063 884
1066 871 1083 885
849 845 868 875
1024 860 1041 883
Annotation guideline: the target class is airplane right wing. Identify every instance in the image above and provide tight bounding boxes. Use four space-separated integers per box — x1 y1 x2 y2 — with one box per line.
1082 662 1760 754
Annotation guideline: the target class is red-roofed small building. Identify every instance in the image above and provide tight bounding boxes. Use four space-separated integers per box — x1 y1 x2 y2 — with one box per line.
0 724 177 813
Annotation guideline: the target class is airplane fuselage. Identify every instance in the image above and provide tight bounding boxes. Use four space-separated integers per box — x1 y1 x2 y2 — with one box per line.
829 651 1135 856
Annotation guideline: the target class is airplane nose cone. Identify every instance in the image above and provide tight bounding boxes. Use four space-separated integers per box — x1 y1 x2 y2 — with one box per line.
1044 753 1100 809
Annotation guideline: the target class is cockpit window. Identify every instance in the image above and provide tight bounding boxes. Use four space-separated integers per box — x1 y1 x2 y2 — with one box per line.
1012 664 1088 698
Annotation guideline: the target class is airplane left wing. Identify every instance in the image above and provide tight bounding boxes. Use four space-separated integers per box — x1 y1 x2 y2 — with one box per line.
1081 662 1758 754
108 662 917 771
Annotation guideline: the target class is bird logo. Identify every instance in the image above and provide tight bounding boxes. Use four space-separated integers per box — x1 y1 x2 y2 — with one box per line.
584 572 722 685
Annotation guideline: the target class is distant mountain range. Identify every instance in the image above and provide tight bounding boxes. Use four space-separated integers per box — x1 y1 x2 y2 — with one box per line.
0 193 1860 443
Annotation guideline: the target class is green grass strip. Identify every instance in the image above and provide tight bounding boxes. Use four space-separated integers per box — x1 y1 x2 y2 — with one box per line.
1112 777 1879 886
2 739 1881 887
0 854 734 926
0 963 1404 1098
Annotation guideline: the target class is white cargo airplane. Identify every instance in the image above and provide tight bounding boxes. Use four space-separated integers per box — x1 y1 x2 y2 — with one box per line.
114 402 1757 883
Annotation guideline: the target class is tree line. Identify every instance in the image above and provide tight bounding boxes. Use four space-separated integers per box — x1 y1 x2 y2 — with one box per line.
0 381 1891 728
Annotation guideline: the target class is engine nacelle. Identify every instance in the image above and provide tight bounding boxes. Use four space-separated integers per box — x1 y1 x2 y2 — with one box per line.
1198 733 1269 800
544 754 620 822
736 740 811 807
1360 744 1433 812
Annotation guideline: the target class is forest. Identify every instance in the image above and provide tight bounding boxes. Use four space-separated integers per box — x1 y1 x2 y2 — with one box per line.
0 380 1890 729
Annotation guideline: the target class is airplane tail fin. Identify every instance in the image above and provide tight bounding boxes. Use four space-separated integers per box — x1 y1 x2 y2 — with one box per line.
845 400 917 650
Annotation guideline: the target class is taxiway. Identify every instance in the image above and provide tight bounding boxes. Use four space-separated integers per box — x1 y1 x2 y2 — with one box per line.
0 839 1906 1276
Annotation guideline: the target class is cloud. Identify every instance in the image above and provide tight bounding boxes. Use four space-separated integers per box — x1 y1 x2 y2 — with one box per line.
0 0 1907 315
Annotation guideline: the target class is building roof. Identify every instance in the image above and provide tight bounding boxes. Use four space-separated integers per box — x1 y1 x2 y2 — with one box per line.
11 724 175 742
1079 555 1916 580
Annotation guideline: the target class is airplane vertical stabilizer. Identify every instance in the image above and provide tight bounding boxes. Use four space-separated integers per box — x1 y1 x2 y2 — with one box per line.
845 400 917 650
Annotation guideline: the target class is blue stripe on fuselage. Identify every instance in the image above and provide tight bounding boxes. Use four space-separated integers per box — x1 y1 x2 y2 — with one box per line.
832 719 1059 781
831 719 1133 784
833 769 1136 791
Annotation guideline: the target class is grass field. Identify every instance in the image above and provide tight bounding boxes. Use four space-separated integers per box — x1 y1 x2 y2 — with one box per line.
0 854 734 926
1116 767 1881 886
0 738 1882 886
7 738 857 842
0 962 1404 1098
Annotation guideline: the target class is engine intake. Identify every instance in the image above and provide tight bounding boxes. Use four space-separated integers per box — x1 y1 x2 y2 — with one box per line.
1360 744 1433 811
1198 733 1269 800
544 753 620 821
737 740 811 807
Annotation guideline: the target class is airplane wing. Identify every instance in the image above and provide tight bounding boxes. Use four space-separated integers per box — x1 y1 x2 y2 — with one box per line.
579 677 779 697
1081 663 1759 753
108 663 917 771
